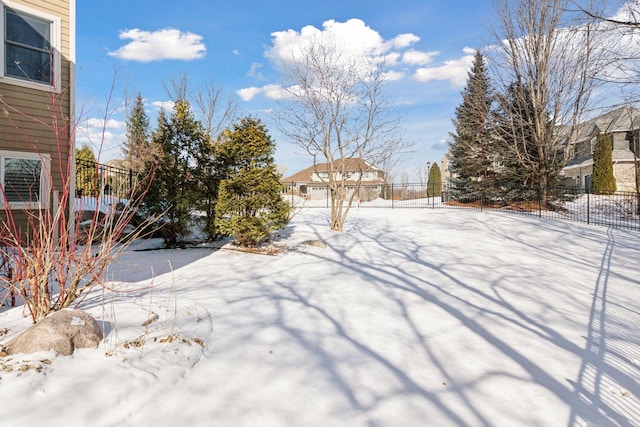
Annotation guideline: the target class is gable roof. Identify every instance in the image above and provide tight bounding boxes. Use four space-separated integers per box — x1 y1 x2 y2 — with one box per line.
282 158 385 184
562 106 640 144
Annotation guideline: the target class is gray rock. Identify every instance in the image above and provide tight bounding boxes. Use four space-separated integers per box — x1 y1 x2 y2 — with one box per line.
4 309 103 356
301 239 327 249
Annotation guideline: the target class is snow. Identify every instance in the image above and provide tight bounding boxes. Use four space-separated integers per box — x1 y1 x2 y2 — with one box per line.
1 208 639 426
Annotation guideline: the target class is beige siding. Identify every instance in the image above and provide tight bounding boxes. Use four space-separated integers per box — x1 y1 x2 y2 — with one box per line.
614 162 638 192
0 0 73 232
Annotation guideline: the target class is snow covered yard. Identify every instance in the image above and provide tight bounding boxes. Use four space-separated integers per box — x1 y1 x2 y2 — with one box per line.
0 208 639 427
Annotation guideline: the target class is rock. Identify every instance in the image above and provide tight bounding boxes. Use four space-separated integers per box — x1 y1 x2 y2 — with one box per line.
4 309 103 356
301 239 327 249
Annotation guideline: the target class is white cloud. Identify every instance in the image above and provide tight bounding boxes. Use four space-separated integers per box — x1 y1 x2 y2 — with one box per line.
246 62 264 79
381 70 405 81
236 84 295 102
108 28 206 62
431 138 450 150
151 100 175 111
83 118 127 130
233 49 240 55
402 49 439 66
263 84 294 100
76 118 127 161
413 49 475 87
389 33 420 49
266 18 420 69
236 87 262 102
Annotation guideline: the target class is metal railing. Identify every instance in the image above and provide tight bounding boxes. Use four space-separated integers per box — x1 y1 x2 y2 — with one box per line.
75 159 137 207
282 181 640 231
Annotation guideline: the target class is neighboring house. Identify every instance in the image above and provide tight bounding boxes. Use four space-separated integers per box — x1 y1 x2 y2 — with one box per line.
0 0 75 232
282 159 387 201
560 106 640 192
441 153 453 186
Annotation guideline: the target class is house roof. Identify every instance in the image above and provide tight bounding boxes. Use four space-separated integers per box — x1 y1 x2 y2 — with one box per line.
563 106 640 144
282 158 385 185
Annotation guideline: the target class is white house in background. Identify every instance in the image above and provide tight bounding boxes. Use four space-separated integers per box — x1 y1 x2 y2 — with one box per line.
282 159 386 201
560 106 640 192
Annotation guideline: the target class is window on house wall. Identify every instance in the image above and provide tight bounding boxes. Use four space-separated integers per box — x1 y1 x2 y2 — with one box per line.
0 152 49 208
1 1 60 90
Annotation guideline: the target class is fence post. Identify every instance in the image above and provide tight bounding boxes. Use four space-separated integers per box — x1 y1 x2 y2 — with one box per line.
586 186 590 225
432 183 435 209
538 183 542 218
326 185 329 209
391 184 395 209
480 182 484 212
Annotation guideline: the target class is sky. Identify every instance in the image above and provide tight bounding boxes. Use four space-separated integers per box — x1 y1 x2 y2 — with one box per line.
75 0 497 179
1 206 638 425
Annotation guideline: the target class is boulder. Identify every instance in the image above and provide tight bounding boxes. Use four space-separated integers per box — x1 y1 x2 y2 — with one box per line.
301 239 327 249
4 309 103 356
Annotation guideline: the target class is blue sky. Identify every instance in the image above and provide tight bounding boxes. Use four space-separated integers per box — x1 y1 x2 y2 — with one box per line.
76 1 496 179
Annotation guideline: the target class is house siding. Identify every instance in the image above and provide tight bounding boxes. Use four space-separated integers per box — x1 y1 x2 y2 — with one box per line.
561 107 640 192
0 0 73 231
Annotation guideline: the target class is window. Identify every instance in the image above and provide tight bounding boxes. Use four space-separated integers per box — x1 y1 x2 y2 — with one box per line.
1 1 60 90
0 151 49 208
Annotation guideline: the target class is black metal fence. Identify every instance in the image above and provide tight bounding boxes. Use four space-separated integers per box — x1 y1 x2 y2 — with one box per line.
75 158 136 205
283 182 640 231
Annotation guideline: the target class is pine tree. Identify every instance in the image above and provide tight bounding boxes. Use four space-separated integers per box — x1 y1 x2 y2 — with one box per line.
426 163 442 197
449 50 494 200
215 117 290 247
592 133 616 194
123 93 151 171
143 101 213 247
75 144 97 197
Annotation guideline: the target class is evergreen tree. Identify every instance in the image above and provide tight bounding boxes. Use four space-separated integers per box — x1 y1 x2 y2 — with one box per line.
494 82 537 189
592 133 616 194
143 101 213 247
495 81 562 201
215 117 290 247
449 50 494 200
426 162 442 197
123 93 151 171
75 144 97 197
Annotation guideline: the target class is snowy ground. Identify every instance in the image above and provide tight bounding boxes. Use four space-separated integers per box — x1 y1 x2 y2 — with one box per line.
0 208 639 427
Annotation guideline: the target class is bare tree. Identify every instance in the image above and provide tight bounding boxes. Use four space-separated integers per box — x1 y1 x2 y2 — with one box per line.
164 75 237 138
490 0 607 204
194 79 238 138
276 40 404 231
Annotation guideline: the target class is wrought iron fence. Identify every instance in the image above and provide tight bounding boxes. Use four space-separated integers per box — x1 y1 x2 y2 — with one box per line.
75 158 137 207
282 181 640 231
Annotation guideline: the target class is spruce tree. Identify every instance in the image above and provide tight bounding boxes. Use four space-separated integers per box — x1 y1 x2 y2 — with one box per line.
143 101 213 247
426 163 442 197
123 93 151 171
449 50 494 200
592 133 616 194
215 117 290 247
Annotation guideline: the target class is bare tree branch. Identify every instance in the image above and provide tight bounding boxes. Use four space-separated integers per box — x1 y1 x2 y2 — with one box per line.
275 40 407 230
